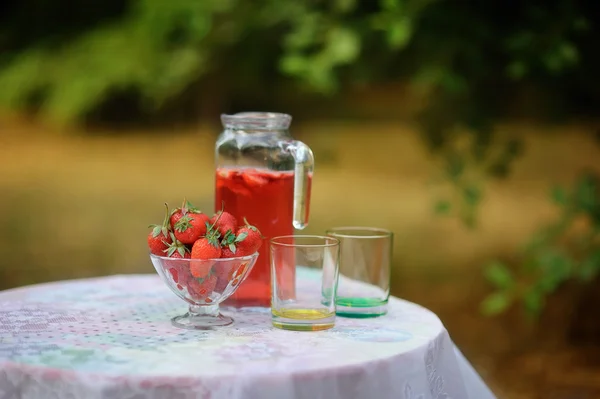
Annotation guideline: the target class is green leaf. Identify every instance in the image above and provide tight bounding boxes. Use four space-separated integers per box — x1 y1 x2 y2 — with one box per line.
387 19 412 49
504 138 523 158
507 61 527 80
235 232 248 242
229 244 236 253
333 0 356 13
184 200 200 213
325 26 360 64
166 246 176 257
463 185 482 207
280 54 308 75
523 289 544 316
578 250 600 282
440 71 467 94
557 41 579 65
551 186 568 206
574 174 598 212
174 215 192 232
434 200 451 215
445 153 465 181
151 225 162 237
484 261 514 289
480 292 512 316
381 0 402 11
537 250 573 292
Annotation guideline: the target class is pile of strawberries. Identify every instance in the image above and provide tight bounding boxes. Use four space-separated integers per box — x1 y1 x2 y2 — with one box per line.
147 200 262 301
148 199 262 260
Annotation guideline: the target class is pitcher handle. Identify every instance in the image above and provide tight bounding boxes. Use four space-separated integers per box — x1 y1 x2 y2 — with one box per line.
284 140 314 230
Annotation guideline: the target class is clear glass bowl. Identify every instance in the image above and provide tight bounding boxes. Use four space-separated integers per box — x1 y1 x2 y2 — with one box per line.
150 253 258 329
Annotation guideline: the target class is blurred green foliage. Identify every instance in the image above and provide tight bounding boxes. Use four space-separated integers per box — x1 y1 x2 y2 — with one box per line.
481 173 600 317
0 0 596 123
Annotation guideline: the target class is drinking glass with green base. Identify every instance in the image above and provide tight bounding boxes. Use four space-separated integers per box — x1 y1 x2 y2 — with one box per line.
326 227 393 318
270 235 340 331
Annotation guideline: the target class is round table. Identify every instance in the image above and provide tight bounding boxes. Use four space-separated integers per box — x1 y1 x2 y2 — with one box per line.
0 274 495 399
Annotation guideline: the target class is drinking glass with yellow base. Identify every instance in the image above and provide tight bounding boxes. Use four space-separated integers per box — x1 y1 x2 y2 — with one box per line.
270 235 340 331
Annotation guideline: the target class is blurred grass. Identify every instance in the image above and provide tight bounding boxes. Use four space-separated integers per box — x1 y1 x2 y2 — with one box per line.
1 120 600 397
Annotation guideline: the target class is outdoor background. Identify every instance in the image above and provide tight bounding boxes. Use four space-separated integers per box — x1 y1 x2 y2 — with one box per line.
1 1 599 398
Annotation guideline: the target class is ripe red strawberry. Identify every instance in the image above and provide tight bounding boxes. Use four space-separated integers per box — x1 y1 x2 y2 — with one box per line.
170 199 210 244
190 229 221 278
220 246 236 259
213 262 238 292
235 219 263 256
210 211 237 237
190 259 213 279
242 172 269 187
218 220 259 256
169 199 200 227
148 203 172 255
163 235 191 284
191 235 222 260
187 275 217 301
173 212 210 244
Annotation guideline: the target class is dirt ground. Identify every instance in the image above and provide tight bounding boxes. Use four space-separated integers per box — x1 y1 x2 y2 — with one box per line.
1 120 599 398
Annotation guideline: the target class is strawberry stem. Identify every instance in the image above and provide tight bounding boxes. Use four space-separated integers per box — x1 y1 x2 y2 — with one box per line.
207 208 224 234
243 216 264 238
181 197 188 216
150 203 171 238
162 203 170 224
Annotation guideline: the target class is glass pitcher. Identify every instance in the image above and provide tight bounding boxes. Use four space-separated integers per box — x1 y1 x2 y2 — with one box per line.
215 112 314 307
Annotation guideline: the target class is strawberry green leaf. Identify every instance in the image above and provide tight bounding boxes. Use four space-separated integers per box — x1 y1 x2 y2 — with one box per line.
222 231 235 245
151 225 162 237
229 244 237 254
174 215 193 232
206 229 221 247
184 200 200 213
235 232 248 242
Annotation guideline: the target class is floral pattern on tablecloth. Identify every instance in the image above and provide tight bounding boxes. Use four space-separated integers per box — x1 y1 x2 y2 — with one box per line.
0 274 470 399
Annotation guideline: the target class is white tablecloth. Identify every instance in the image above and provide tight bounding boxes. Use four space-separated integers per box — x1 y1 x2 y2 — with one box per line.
0 274 496 399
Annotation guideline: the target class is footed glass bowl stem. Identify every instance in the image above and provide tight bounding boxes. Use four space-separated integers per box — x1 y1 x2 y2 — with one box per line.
171 304 233 330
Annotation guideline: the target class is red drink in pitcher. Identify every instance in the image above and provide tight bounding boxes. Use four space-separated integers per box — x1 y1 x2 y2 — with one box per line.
215 113 314 307
216 168 311 306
